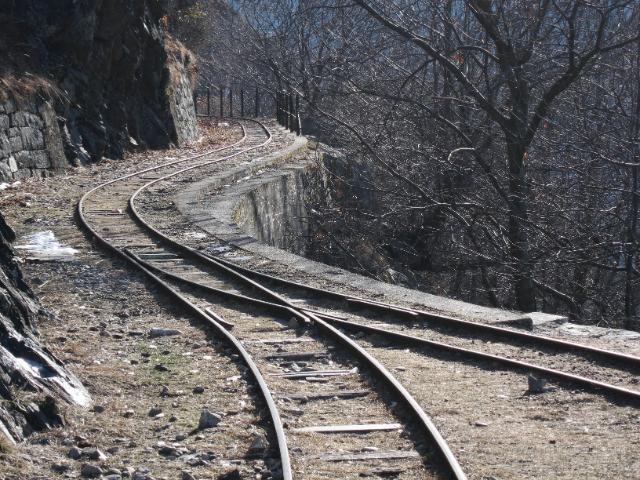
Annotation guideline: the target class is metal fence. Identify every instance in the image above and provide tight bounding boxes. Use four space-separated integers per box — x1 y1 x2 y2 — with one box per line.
193 85 301 135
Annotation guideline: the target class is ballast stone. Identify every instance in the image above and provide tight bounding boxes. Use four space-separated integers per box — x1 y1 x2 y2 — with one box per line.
198 408 221 429
80 463 103 478
149 327 182 338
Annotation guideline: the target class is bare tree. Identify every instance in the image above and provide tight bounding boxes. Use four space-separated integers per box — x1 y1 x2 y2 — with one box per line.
196 0 640 328
349 0 640 311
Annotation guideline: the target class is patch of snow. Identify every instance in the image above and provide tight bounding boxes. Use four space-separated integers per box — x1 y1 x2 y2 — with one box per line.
15 230 78 259
558 322 640 340
15 356 53 378
223 254 252 261
209 245 231 253
185 231 207 240
0 181 21 191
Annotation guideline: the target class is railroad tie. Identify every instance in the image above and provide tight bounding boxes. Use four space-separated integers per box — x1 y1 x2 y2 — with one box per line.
269 368 357 378
292 423 403 433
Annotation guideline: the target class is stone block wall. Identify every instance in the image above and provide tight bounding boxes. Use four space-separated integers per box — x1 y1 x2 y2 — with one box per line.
234 164 313 255
0 96 66 182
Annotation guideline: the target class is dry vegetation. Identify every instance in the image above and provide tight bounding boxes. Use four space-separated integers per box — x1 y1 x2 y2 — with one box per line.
202 0 640 329
165 35 199 90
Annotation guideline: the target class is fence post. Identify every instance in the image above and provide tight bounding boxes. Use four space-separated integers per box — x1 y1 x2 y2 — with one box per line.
220 87 224 119
229 88 233 118
193 90 198 115
206 87 211 117
284 92 289 130
295 94 301 135
289 92 295 132
283 92 288 129
277 92 282 126
255 86 259 117
240 89 245 117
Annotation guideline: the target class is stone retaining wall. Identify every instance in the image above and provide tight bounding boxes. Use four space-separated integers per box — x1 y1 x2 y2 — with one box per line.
176 134 576 329
234 162 314 255
0 96 66 182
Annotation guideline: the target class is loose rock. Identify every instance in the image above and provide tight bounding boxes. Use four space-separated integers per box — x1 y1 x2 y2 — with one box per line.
198 408 221 429
85 447 107 460
132 467 153 480
217 469 241 480
75 435 92 448
527 374 548 393
68 446 82 459
149 327 182 338
80 463 103 478
249 433 267 452
148 406 162 417
158 444 178 457
51 463 71 473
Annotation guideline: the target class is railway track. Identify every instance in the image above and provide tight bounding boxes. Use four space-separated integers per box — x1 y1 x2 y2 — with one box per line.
78 119 465 480
129 127 640 408
199 255 640 403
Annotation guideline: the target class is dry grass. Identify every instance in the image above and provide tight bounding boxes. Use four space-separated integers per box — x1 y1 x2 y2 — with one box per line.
165 34 198 90
0 74 63 106
0 434 14 454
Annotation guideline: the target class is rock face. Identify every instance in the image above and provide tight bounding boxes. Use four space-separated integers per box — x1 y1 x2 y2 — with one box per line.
0 213 90 443
0 0 198 180
0 0 195 441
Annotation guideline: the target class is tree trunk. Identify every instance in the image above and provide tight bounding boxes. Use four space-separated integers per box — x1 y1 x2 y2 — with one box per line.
625 163 638 328
625 44 640 329
506 138 537 312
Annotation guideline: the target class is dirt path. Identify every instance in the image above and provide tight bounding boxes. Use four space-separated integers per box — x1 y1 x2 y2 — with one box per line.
0 121 273 480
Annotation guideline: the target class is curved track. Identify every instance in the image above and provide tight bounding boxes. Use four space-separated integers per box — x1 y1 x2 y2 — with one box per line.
125 128 640 406
204 255 640 369
78 119 466 480
78 120 295 479
198 256 640 402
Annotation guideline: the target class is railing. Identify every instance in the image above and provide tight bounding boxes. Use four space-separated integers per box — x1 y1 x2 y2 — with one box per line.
275 90 302 135
193 85 302 136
